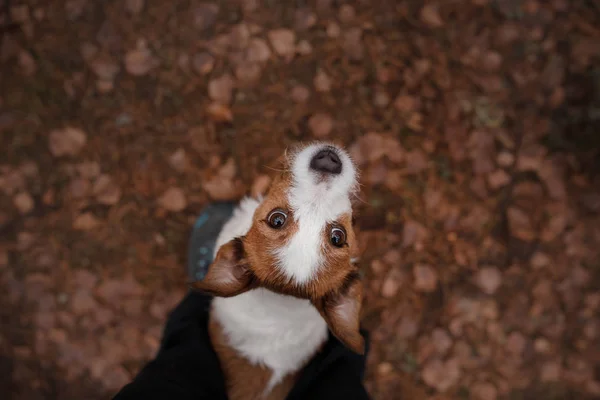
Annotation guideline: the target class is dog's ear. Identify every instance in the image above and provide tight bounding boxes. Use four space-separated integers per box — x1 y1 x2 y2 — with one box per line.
189 238 255 297
314 277 365 354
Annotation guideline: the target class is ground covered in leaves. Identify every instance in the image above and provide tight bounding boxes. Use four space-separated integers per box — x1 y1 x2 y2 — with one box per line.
1 0 600 399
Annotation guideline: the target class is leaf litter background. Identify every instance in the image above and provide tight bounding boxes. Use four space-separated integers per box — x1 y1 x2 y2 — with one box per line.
1 0 599 399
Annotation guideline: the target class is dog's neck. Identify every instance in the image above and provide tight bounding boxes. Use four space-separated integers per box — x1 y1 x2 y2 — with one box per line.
212 290 328 387
210 197 329 389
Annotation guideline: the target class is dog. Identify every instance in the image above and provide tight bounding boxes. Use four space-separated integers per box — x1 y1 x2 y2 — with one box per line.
190 142 364 400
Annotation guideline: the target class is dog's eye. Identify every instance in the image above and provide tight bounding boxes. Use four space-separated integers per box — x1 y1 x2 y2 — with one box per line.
267 210 287 229
330 227 346 247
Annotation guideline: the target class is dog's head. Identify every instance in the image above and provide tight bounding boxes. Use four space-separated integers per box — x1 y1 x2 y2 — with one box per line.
190 142 364 353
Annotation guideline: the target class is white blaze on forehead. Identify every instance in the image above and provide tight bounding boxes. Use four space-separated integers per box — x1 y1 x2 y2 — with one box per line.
274 143 357 284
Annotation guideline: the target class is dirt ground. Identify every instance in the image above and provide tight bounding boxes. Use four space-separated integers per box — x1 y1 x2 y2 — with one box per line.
1 0 599 399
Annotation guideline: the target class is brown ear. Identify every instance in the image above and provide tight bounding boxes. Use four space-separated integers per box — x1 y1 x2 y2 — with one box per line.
314 276 365 354
188 238 255 297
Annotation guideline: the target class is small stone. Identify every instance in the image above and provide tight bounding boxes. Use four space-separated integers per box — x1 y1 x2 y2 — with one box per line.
49 127 87 157
475 267 502 294
308 113 334 138
93 175 121 205
158 187 187 212
125 43 158 76
13 192 34 214
251 175 271 197
73 213 100 231
413 264 438 292
291 85 310 103
314 69 332 92
208 74 235 104
420 5 444 28
268 29 296 58
192 52 214 75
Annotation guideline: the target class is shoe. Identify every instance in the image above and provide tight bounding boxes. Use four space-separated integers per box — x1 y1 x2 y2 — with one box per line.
187 202 236 282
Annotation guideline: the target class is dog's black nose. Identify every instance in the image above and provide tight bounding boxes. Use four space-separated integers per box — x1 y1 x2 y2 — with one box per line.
310 149 342 174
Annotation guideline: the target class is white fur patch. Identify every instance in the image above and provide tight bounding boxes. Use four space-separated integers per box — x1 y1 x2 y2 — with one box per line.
274 143 357 284
211 196 329 390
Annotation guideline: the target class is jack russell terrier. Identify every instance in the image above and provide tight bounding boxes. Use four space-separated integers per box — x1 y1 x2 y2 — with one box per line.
190 142 364 400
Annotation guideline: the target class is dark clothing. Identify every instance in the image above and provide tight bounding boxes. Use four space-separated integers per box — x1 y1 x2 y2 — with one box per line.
114 291 370 400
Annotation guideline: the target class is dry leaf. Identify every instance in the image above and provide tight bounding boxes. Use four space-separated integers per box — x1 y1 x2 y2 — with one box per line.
125 44 158 76
13 192 34 214
192 52 214 75
414 264 438 292
314 69 332 92
125 0 144 15
206 103 233 122
422 358 460 392
308 113 334 138
475 267 502 294
420 5 444 28
49 127 87 157
247 38 272 63
93 175 121 205
158 187 187 212
268 29 296 58
208 74 235 104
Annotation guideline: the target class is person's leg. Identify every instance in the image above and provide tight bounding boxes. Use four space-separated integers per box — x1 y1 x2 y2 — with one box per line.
114 203 235 400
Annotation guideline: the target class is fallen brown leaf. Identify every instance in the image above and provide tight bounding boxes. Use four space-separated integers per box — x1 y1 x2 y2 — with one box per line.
13 192 34 214
125 43 158 76
158 187 187 212
92 175 121 205
206 103 233 122
73 213 100 231
414 264 438 293
268 29 296 58
49 127 87 157
208 74 235 104
308 113 334 138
